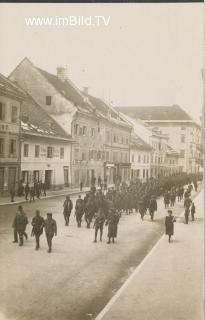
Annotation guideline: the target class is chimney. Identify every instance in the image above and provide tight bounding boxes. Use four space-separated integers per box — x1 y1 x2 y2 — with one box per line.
83 86 89 95
56 66 68 82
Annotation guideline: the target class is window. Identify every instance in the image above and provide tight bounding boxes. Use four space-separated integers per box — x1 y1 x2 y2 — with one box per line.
180 149 185 158
97 151 101 160
0 138 4 154
138 155 141 163
24 144 29 157
79 127 83 136
147 156 149 163
106 131 110 143
91 128 95 137
121 137 124 144
46 96 52 106
11 106 18 123
83 126 87 136
125 153 128 163
126 137 129 144
10 139 16 155
113 152 118 162
34 145 40 158
89 150 94 160
181 134 185 143
74 124 79 135
132 154 134 162
143 169 145 178
106 151 109 161
113 135 117 143
60 147 64 159
0 102 5 121
47 146 53 158
143 155 146 163
97 127 101 134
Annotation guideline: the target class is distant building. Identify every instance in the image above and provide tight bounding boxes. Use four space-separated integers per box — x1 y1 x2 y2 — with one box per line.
119 112 180 178
130 134 153 181
0 74 25 195
20 95 73 190
9 58 132 187
116 105 201 173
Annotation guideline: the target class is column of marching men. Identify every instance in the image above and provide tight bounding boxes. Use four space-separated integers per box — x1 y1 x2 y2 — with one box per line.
11 173 201 253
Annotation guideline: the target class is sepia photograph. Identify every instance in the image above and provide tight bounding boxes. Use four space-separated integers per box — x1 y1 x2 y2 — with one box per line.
0 2 204 320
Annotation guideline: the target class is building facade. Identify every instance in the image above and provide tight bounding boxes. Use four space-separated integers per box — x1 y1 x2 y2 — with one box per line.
20 96 72 190
0 74 25 195
10 58 132 187
130 134 152 181
117 105 201 173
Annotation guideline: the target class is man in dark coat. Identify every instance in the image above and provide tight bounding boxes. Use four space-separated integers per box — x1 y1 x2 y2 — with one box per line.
165 210 176 242
63 195 73 226
84 195 96 228
44 213 57 253
15 206 28 246
149 196 157 221
106 209 120 244
93 208 106 242
25 183 30 201
164 191 170 209
75 195 84 227
31 210 45 250
138 199 146 220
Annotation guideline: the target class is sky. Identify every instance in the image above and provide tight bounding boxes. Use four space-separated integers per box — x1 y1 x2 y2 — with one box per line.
0 3 204 122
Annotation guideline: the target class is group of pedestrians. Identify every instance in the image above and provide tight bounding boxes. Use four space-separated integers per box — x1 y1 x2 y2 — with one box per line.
11 172 201 252
10 179 47 203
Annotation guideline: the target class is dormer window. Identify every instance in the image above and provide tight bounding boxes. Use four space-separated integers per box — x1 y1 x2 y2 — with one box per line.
46 96 52 106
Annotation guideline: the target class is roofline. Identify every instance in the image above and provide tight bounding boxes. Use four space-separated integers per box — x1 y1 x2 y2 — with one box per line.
22 131 74 142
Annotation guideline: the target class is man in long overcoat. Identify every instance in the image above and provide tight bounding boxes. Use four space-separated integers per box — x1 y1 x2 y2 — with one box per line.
31 210 45 250
75 195 84 227
149 196 157 221
165 210 176 242
44 213 57 253
106 209 120 244
63 195 73 226
15 206 28 246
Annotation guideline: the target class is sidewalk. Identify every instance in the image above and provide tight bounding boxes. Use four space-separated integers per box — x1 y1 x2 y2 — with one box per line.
95 189 204 320
0 186 90 206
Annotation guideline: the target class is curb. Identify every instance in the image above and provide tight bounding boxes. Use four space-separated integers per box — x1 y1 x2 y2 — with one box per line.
0 189 89 207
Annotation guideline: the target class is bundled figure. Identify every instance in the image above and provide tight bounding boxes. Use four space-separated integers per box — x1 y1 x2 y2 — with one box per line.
106 209 120 244
44 213 57 253
93 208 106 242
75 195 84 228
149 196 157 221
31 210 45 250
63 195 73 226
165 210 176 242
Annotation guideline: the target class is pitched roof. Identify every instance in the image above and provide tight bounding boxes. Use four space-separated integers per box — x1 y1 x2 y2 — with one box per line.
21 94 72 141
116 105 193 121
0 73 26 100
131 134 153 151
83 93 131 128
37 68 94 114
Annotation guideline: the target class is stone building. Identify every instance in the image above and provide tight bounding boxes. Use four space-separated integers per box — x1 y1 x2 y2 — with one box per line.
118 112 180 178
117 105 201 173
0 74 25 195
9 58 132 187
130 134 153 181
20 95 72 190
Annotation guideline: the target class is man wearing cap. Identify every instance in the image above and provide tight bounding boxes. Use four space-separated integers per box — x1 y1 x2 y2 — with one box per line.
14 205 28 246
44 213 57 253
149 195 157 221
165 210 176 242
31 210 45 250
63 195 73 226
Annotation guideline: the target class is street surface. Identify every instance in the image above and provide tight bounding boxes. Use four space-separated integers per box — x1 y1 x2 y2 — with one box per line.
0 186 202 320
97 188 204 320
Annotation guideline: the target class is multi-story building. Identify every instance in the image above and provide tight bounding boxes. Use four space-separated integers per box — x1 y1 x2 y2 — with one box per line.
0 74 25 195
20 95 73 189
10 58 131 187
130 134 153 181
117 105 201 173
118 112 180 178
